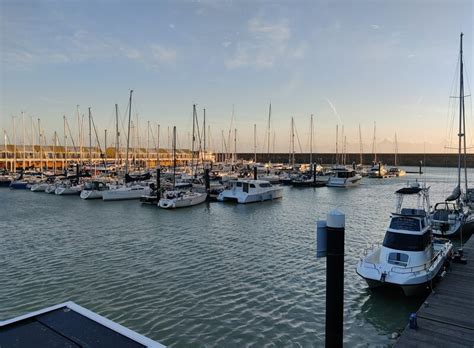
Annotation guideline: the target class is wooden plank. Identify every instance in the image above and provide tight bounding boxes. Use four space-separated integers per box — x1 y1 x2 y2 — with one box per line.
395 237 474 347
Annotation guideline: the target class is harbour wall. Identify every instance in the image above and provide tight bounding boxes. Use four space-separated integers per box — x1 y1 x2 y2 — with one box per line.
229 153 474 168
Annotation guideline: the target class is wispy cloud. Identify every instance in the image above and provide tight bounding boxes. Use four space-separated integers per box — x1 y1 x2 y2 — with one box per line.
226 17 304 69
371 24 380 30
2 29 177 71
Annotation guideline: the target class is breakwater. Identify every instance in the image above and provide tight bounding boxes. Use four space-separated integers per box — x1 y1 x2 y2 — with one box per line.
230 153 474 168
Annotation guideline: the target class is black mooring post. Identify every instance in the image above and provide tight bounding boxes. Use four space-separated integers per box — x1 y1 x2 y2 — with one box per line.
204 168 210 192
419 161 422 175
313 163 317 184
325 210 345 348
156 168 161 197
253 166 258 180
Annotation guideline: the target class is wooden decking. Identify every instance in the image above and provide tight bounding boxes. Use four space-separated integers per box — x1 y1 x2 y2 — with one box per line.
395 237 474 347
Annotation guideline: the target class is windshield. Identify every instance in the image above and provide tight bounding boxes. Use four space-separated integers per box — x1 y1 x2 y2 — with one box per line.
383 231 431 251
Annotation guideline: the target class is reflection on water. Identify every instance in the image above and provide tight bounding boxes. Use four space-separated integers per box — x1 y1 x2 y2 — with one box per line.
1 166 473 347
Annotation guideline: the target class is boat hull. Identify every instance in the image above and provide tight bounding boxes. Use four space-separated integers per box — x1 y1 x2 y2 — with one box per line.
102 187 151 201
218 187 283 204
158 193 207 209
80 190 104 200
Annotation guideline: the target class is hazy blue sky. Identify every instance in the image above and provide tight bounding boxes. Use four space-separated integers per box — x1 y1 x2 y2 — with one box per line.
1 0 472 153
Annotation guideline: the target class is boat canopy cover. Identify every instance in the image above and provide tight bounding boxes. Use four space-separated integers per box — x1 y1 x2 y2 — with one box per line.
125 172 151 183
445 185 461 202
396 187 422 195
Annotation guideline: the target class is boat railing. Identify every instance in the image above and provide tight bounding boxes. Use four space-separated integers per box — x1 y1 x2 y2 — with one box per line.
390 250 441 274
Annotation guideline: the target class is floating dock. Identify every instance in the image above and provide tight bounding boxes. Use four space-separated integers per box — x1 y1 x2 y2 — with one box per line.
0 301 165 348
395 237 474 347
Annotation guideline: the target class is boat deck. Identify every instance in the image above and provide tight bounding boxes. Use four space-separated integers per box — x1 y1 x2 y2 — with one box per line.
395 237 474 347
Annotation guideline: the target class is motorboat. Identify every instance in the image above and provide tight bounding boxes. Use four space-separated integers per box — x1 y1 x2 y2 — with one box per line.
30 182 49 192
80 181 110 200
430 201 464 237
388 167 406 177
326 166 362 188
217 179 283 204
368 162 388 178
158 190 207 209
102 184 151 201
356 182 453 296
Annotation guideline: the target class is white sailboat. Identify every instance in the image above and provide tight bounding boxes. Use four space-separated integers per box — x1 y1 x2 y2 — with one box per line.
102 90 152 201
158 112 207 209
432 33 471 237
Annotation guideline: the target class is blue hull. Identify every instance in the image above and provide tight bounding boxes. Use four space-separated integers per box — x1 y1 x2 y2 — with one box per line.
9 182 29 189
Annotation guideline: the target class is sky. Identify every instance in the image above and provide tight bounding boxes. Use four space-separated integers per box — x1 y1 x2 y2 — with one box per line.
0 0 473 153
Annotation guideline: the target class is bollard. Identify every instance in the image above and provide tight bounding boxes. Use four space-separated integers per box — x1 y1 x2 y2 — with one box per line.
204 168 210 192
253 166 258 180
156 168 161 198
325 209 345 348
409 313 418 329
313 164 317 184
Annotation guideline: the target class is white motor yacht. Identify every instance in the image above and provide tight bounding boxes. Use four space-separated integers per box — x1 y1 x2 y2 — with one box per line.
158 191 207 209
368 162 388 178
326 166 362 188
356 182 453 296
217 179 283 204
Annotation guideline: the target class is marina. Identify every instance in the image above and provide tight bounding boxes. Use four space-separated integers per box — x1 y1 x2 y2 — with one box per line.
2 166 474 346
1 1 473 346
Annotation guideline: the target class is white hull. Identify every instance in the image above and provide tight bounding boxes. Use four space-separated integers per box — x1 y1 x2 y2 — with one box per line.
55 186 82 195
357 241 452 296
326 176 361 187
218 187 283 203
30 183 49 192
102 186 151 201
158 192 207 209
80 190 104 200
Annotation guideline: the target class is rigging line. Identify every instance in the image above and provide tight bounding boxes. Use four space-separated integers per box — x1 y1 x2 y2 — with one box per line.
293 121 303 153
65 118 78 152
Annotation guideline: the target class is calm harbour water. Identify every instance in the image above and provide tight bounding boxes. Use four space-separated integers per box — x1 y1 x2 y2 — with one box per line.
1 166 472 347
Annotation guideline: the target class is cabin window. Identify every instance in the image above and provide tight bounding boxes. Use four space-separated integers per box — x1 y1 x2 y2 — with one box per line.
383 231 431 251
250 184 256 188
389 217 420 231
387 252 409 266
259 183 271 188
243 182 249 193
236 182 242 187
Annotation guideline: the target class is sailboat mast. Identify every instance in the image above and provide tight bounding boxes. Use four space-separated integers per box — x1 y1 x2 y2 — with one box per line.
172 126 176 189
234 128 237 163
115 104 119 167
147 120 150 169
254 124 257 162
31 116 35 166
157 124 160 167
394 133 398 166
192 104 196 174
335 124 339 165
38 118 42 172
372 121 377 163
76 105 82 167
359 124 363 165
310 114 313 165
53 131 57 174
203 108 206 153
291 117 295 167
88 108 92 169
125 90 133 175
458 33 468 193
64 115 67 170
267 103 271 161
22 112 25 170
12 116 16 173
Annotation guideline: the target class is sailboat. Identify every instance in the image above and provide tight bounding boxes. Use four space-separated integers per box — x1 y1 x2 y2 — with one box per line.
388 133 406 177
158 116 207 209
431 33 471 238
102 90 152 201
